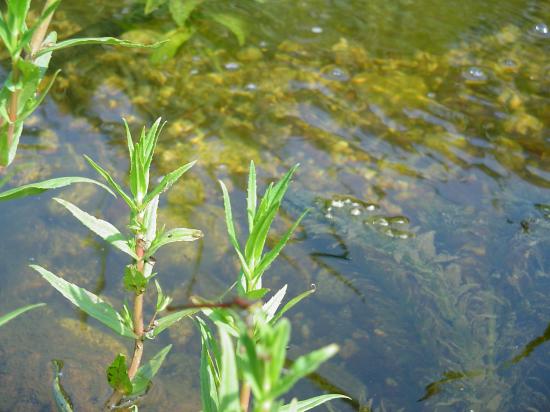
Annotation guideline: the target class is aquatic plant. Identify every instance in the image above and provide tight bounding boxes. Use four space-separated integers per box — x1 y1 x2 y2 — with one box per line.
0 0 155 168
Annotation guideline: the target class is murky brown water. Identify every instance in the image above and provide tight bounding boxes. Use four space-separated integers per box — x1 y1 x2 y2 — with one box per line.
0 0 549 410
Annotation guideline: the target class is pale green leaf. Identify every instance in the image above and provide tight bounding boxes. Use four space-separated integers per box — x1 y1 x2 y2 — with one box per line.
146 227 203 258
145 0 167 14
0 303 45 328
198 319 220 412
143 160 196 207
247 160 256 234
269 344 339 399
132 344 172 396
279 395 350 412
36 37 162 57
0 176 114 201
153 308 197 336
84 155 136 209
150 27 195 64
53 198 137 259
31 265 135 338
271 287 315 324
52 359 74 412
218 326 240 412
262 285 287 322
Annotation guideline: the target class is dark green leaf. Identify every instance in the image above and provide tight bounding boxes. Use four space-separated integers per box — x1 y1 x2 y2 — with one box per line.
145 0 167 14
123 265 148 294
146 227 203 258
218 326 240 412
31 265 135 338
107 354 133 395
0 303 45 328
205 12 246 46
0 176 114 201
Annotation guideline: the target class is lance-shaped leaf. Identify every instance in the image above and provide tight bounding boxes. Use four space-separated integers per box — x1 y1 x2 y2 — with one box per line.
35 37 162 57
52 360 74 412
279 395 350 412
0 176 114 201
107 354 133 395
169 0 204 27
262 285 287 322
84 155 136 209
31 265 135 338
205 12 246 46
131 344 172 396
197 318 220 412
271 286 315 325
142 160 196 207
0 303 45 328
218 326 240 412
269 344 339 399
54 198 137 259
155 280 172 312
146 227 203 258
152 308 198 337
247 161 257 234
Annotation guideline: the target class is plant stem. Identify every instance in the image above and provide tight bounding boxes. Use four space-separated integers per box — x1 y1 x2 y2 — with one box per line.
105 237 146 410
30 0 57 56
240 383 251 412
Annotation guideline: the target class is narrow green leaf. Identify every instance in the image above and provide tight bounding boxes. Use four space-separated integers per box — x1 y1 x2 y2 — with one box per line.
145 0 167 14
270 344 339 399
0 176 114 201
146 227 203 258
51 360 74 412
219 180 252 279
155 280 173 312
247 161 256 235
84 155 136 209
245 288 269 300
271 287 315 324
53 198 137 259
143 160 196 207
132 344 172 396
254 210 308 282
18 69 61 121
198 319 220 412
0 303 45 328
169 0 204 27
153 308 197 336
218 326 240 412
262 285 287 322
31 265 135 338
269 319 291 388
205 12 247 46
279 395 350 412
143 195 159 244
17 0 61 57
35 37 162 57
107 354 133 395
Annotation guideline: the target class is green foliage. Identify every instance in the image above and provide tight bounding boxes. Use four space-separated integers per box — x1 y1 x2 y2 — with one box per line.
220 161 308 294
0 0 160 167
51 360 74 412
131 344 172 396
0 303 45 328
31 265 136 338
107 354 133 395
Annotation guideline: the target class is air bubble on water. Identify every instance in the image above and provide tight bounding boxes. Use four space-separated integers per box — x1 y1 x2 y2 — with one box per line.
344 199 352 204
533 22 549 38
427 92 436 99
373 217 389 226
331 199 345 208
259 41 268 48
463 66 487 82
192 55 201 62
326 206 333 212
245 83 258 91
351 202 360 207
365 204 378 211
325 213 334 219
224 62 240 71
190 68 199 75
322 66 350 81
311 26 323 34
350 208 361 216
398 232 409 239
502 58 517 68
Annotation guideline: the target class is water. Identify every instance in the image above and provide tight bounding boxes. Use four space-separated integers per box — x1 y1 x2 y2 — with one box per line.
1 0 549 410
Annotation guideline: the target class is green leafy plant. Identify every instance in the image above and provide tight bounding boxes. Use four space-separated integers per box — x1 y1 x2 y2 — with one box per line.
0 0 158 168
31 118 202 409
194 162 347 411
140 0 264 63
0 302 45 328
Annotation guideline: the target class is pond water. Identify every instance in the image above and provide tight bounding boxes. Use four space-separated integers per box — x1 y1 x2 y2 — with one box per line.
0 0 549 410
